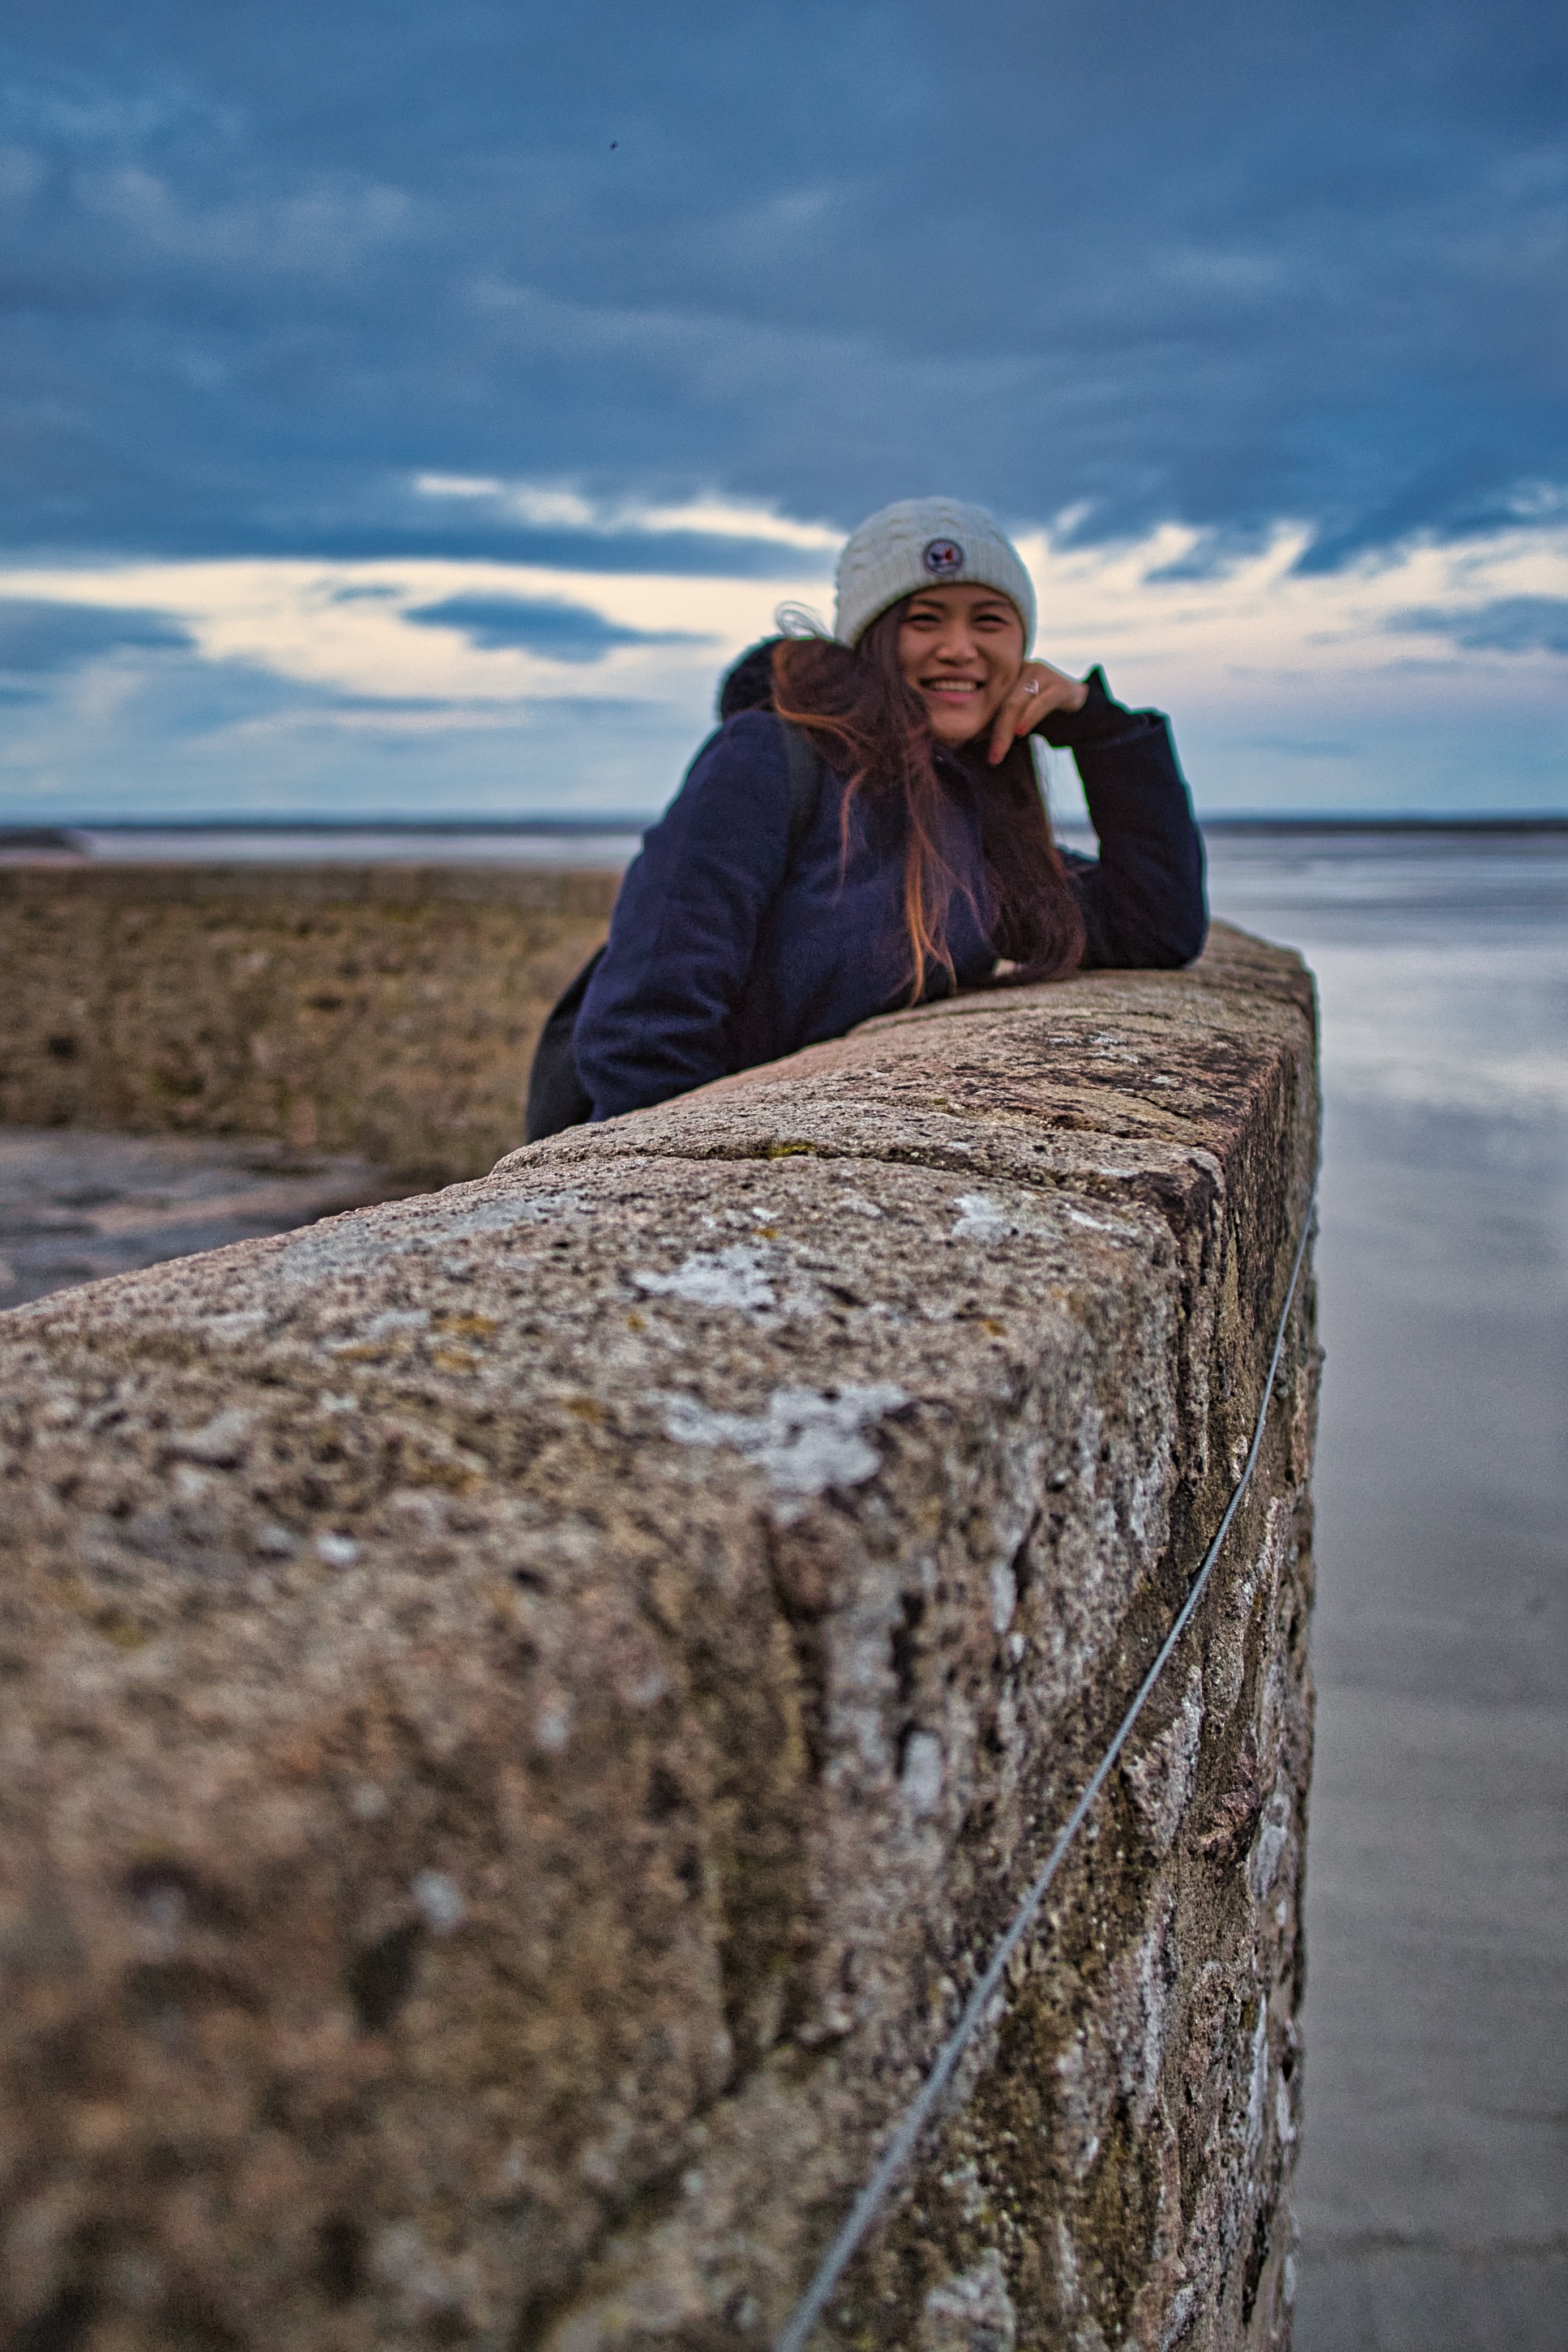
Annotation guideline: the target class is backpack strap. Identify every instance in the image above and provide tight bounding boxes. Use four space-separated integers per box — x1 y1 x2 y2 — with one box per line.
525 716 827 1144
524 945 603 1143
780 718 825 857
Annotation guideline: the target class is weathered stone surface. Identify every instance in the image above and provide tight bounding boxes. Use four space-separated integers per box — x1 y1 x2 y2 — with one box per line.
0 863 618 1178
0 925 1318 2350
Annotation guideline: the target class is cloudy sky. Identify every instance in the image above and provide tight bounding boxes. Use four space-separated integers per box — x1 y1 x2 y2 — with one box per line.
2 0 1565 820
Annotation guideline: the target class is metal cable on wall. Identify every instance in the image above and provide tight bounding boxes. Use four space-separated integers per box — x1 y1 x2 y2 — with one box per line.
775 1184 1318 2352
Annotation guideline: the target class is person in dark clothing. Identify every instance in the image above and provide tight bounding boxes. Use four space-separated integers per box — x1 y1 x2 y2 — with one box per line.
569 497 1206 1126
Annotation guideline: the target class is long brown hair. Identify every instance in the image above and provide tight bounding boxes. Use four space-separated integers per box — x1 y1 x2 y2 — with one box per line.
772 602 1085 1001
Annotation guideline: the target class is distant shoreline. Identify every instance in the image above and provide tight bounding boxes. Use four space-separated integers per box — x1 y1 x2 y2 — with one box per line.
3 811 1567 855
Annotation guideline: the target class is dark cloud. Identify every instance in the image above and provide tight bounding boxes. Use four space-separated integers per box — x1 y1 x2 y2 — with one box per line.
0 598 191 671
0 501 830 576
404 595 711 661
2 0 1565 567
1393 596 1568 653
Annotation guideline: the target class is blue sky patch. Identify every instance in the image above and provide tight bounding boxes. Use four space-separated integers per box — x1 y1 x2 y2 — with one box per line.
1393 597 1568 656
0 600 192 673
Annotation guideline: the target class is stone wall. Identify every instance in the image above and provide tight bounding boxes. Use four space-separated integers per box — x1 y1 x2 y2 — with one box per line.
0 925 1319 2351
0 863 619 1179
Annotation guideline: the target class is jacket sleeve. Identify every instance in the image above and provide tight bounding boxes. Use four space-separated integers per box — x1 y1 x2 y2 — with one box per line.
572 709 795 1120
1039 668 1207 969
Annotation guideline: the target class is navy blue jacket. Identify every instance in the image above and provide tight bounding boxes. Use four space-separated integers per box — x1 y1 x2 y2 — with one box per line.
573 669 1206 1121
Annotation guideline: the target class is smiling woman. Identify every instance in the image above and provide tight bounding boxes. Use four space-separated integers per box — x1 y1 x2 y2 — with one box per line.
535 498 1209 1134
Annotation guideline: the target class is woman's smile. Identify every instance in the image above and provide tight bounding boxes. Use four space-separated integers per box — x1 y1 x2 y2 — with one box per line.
897 583 1025 746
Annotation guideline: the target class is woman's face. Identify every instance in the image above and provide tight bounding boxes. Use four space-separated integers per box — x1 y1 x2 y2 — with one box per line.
895 584 1027 747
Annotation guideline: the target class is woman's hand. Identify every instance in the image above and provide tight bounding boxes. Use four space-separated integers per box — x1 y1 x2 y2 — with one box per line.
987 658 1089 765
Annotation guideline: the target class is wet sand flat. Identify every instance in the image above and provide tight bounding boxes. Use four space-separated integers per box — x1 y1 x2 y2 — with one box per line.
1208 829 1568 2351
0 1130 418 1312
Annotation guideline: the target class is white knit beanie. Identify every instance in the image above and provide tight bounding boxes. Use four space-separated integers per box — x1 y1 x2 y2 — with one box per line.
833 497 1036 650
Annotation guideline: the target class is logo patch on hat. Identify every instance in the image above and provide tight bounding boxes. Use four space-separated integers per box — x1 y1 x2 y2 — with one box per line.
922 537 965 578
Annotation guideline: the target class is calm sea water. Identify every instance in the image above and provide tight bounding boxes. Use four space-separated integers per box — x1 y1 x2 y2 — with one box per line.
1204 828 1568 2348
50 823 650 866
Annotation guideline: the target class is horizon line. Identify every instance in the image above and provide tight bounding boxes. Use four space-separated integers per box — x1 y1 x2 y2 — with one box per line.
2 810 1566 840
